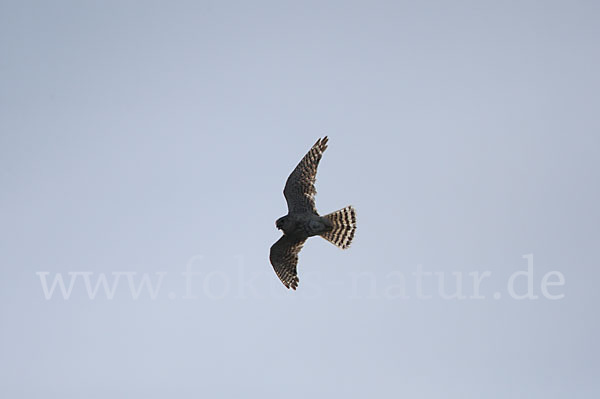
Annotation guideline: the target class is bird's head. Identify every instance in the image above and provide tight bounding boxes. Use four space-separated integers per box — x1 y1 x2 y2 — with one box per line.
276 216 289 231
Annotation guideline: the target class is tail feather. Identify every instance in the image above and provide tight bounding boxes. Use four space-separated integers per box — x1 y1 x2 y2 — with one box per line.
321 206 357 249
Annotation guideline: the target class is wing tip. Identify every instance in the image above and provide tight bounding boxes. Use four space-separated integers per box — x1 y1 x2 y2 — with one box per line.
282 278 299 290
315 136 328 152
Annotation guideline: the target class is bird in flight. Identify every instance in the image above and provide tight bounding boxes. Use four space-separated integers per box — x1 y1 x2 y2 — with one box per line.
269 136 357 290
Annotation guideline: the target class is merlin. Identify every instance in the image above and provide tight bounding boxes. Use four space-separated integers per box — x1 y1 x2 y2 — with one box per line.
270 136 357 290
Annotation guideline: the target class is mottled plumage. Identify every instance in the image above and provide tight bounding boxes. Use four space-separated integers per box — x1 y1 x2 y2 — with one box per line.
269 137 357 290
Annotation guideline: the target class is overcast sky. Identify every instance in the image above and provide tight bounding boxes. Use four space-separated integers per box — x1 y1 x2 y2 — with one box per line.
1 1 599 398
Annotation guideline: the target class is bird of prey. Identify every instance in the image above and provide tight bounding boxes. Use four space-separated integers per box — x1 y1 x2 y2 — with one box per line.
270 136 357 290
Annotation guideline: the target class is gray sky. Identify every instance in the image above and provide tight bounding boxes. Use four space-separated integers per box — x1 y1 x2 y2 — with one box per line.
1 1 599 398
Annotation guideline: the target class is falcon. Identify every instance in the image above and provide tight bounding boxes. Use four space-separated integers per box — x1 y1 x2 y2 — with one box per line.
270 136 357 290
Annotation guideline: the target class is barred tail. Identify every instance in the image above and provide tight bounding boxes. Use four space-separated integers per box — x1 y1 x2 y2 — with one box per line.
321 206 357 249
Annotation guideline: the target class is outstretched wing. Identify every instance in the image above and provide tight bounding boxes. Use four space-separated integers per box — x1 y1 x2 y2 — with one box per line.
283 136 328 214
269 235 306 290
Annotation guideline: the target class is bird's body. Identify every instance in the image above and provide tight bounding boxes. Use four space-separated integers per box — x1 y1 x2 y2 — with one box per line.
276 212 333 238
269 136 357 290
